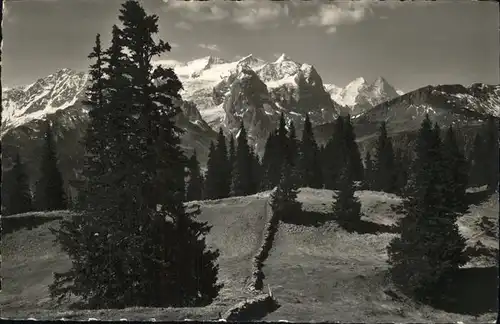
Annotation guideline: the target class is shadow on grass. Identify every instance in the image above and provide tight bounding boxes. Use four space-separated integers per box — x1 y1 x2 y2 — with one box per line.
427 266 499 316
466 189 494 206
2 214 64 235
281 211 399 234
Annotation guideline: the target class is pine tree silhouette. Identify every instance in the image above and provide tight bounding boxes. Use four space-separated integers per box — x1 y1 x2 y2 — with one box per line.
298 113 323 189
4 152 33 215
332 166 362 232
35 123 67 211
231 122 254 196
387 116 468 301
186 150 204 201
373 121 396 193
49 0 221 308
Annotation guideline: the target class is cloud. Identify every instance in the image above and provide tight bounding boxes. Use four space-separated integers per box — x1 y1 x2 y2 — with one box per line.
169 42 180 48
297 0 409 33
198 43 220 52
174 21 193 30
162 0 290 30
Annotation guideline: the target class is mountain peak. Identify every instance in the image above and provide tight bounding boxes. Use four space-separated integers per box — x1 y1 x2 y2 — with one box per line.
275 53 293 63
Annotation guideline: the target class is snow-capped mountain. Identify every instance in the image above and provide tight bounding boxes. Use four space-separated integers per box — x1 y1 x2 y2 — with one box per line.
313 82 500 153
324 76 400 116
1 68 218 191
352 83 500 139
2 69 90 134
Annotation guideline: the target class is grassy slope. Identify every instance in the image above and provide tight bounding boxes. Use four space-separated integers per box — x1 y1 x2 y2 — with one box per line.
1 192 272 320
261 188 498 322
1 189 497 321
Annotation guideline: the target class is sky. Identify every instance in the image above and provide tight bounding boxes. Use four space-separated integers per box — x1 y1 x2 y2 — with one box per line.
2 0 499 93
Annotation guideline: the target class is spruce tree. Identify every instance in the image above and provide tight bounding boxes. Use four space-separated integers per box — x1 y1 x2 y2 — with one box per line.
35 123 67 211
298 114 323 189
362 151 373 190
287 121 299 166
261 130 281 190
204 142 218 200
50 0 221 308
215 128 231 198
393 148 409 195
332 166 362 231
270 161 302 218
231 122 253 196
186 151 204 202
387 116 468 301
343 114 364 181
373 121 396 193
323 116 346 190
228 134 236 184
468 133 484 187
442 126 469 214
483 117 499 191
4 153 33 216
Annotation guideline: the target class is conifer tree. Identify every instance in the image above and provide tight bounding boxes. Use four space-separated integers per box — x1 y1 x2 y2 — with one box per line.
287 121 299 166
270 161 302 218
228 134 236 182
468 133 485 187
393 148 409 195
362 151 374 190
249 147 262 194
373 121 396 193
215 128 231 198
343 115 364 181
442 126 469 214
50 0 221 308
204 142 218 199
323 116 346 190
483 117 499 191
231 122 254 196
186 151 204 201
4 152 33 216
298 114 323 189
387 115 468 301
261 130 281 190
332 166 362 231
35 123 67 211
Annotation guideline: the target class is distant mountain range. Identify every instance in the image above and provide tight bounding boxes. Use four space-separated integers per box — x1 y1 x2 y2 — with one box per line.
2 53 499 193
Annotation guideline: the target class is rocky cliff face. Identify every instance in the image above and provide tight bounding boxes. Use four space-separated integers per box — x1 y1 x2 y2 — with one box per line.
1 69 217 192
324 76 401 116
314 83 499 146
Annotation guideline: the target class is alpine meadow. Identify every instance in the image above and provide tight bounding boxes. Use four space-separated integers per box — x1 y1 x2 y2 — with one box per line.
1 0 499 321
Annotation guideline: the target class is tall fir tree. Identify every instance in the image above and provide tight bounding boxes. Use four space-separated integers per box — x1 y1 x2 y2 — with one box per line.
204 142 219 200
373 121 397 193
393 148 409 195
287 120 299 167
343 114 364 181
484 117 499 191
261 130 281 190
387 115 468 301
298 114 323 189
50 0 221 308
231 122 254 196
186 151 204 202
441 126 469 214
35 123 67 211
216 128 231 197
270 161 302 218
228 134 236 182
323 116 347 190
4 152 33 216
468 132 485 187
362 151 374 190
332 166 362 231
